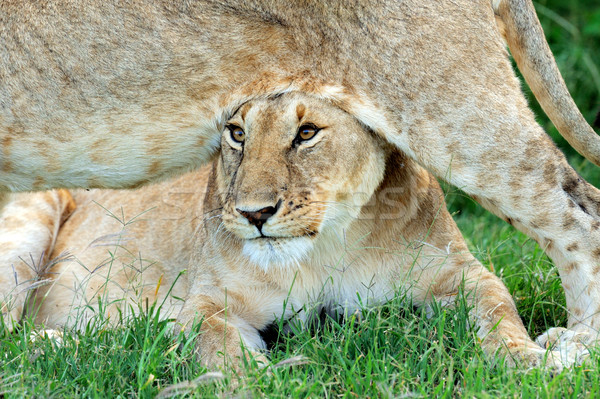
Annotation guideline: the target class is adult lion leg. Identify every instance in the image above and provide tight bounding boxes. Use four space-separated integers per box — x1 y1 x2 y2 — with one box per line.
0 190 75 329
396 97 600 360
475 172 600 353
357 0 600 352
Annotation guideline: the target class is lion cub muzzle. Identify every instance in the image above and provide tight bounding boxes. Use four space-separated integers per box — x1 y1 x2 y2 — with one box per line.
236 199 282 233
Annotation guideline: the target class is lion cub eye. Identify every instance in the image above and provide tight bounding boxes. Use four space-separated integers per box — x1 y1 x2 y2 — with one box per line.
296 124 320 142
227 125 245 144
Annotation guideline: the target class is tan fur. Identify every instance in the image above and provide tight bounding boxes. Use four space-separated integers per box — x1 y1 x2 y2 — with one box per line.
1 0 600 365
14 93 581 370
0 190 74 328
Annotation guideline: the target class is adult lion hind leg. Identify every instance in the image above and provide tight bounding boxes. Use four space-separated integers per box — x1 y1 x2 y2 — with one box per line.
399 96 599 361
0 190 75 330
475 169 600 356
492 0 600 352
398 99 599 362
374 0 600 359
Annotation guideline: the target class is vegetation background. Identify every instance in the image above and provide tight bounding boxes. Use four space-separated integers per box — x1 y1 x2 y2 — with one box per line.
1 0 599 397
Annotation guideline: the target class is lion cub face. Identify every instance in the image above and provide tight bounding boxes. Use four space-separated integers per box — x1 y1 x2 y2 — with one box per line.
216 92 387 268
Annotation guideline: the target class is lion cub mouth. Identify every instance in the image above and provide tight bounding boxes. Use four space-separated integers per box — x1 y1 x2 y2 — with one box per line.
241 235 314 269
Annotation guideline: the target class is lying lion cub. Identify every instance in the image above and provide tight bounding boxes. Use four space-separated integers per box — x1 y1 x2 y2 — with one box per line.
22 92 571 369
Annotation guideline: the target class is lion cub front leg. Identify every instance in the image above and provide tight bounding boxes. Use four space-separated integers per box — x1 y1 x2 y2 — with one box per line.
178 292 268 371
426 258 553 366
410 195 577 369
419 250 580 369
0 190 75 330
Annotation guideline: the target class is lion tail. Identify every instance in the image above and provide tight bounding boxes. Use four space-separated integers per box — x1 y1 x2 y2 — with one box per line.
494 0 600 166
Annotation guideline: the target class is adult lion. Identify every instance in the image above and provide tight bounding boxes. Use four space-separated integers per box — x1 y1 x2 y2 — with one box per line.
9 92 580 369
1 0 599 364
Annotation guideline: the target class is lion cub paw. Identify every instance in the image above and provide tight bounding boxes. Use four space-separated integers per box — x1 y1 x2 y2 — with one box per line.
198 342 269 373
29 329 66 346
535 327 591 367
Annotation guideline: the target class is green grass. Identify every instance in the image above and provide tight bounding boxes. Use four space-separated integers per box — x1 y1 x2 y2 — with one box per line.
2 272 600 398
2 1 600 397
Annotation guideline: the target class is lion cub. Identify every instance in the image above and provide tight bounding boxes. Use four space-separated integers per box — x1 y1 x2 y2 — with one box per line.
25 92 564 369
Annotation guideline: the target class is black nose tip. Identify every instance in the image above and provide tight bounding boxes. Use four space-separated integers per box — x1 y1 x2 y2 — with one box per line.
237 200 281 231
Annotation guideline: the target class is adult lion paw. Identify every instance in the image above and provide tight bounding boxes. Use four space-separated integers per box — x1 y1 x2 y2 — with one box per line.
535 327 591 367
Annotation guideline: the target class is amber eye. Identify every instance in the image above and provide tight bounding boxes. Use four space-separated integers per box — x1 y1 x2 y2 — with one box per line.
297 124 319 142
227 125 245 144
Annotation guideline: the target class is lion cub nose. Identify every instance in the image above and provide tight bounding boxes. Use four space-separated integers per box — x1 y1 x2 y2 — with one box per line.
236 200 281 232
